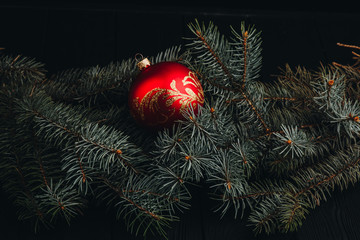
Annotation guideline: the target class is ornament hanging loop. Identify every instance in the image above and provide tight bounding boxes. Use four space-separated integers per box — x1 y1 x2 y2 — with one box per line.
135 53 151 70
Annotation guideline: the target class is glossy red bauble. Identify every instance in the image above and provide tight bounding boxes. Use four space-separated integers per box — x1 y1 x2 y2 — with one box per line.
128 62 204 128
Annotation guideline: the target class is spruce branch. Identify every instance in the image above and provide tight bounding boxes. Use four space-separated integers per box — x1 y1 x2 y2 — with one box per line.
312 66 346 110
264 65 315 113
1 20 360 239
263 145 360 233
18 91 146 175
0 123 83 231
97 174 176 238
248 144 360 234
0 54 46 85
44 46 187 105
292 146 360 201
153 124 183 164
36 179 86 225
273 125 316 158
230 23 262 89
75 123 144 175
3 152 48 230
43 59 136 105
277 194 309 233
187 20 270 132
248 198 280 235
61 148 95 195
150 45 189 65
230 138 259 178
187 20 234 84
208 149 250 218
328 99 360 137
180 105 218 150
155 166 188 196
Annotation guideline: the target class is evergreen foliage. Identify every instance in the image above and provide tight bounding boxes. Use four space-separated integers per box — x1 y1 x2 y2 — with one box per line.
1 21 360 238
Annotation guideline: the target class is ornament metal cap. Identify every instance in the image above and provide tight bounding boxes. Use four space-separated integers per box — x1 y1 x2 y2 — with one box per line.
135 53 151 70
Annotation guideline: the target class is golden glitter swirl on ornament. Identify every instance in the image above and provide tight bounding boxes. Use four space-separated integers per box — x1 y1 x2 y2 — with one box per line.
132 71 204 124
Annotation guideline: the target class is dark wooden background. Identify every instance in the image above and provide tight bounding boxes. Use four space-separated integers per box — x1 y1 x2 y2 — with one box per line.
1 1 360 239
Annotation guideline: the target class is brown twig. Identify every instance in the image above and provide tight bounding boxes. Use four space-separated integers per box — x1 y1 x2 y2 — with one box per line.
38 158 49 187
77 155 86 183
10 55 21 67
336 42 360 50
333 43 360 70
242 31 248 89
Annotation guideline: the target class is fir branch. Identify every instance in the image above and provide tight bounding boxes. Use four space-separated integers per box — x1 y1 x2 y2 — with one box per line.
188 20 234 82
61 149 95 195
0 54 46 85
36 179 86 225
231 191 280 200
13 154 46 221
72 60 135 103
273 125 316 158
248 198 280 235
242 91 270 132
208 149 250 218
121 189 180 203
327 99 360 138
180 106 218 150
230 23 262 89
0 147 49 231
97 174 174 238
150 45 189 64
75 123 143 175
156 166 188 196
200 99 236 144
263 96 297 101
278 195 309 233
230 139 259 178
312 66 346 110
0 92 68 230
2 20 360 239
187 20 269 131
264 146 360 233
270 65 314 101
153 124 183 163
223 179 288 202
46 46 186 105
44 59 136 104
293 150 360 199
18 92 145 175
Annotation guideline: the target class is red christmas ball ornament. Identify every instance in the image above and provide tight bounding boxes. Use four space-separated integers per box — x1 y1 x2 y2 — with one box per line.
128 57 204 128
